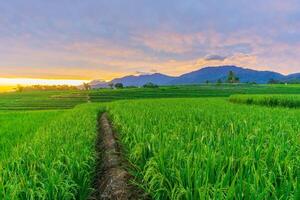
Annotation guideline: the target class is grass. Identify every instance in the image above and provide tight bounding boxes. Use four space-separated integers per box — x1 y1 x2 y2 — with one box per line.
107 98 300 199
0 104 103 199
229 94 300 108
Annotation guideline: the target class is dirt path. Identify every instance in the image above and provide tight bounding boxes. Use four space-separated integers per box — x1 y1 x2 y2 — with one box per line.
91 112 148 200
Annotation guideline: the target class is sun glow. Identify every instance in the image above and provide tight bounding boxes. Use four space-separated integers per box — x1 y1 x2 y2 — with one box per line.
0 86 15 92
0 78 89 86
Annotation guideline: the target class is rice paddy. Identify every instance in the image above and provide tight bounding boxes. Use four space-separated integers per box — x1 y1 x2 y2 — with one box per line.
0 91 88 110
108 98 300 199
0 84 300 199
0 104 104 199
89 84 300 102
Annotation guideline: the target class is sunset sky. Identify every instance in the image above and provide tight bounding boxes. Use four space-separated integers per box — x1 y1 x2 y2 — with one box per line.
1 0 300 85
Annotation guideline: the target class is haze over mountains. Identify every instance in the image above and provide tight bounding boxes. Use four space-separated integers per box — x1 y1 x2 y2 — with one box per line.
90 66 300 88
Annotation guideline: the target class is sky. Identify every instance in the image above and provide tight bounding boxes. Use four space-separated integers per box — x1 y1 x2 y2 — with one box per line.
0 0 300 85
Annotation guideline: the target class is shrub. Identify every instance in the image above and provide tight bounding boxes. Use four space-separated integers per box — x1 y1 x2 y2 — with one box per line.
143 82 159 88
115 83 124 89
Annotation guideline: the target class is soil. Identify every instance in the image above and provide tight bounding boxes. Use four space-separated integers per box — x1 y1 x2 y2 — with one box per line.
90 112 149 200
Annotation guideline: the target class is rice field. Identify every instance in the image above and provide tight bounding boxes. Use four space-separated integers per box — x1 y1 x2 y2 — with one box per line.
89 84 300 102
0 91 88 110
0 104 104 199
108 98 300 199
1 85 300 199
0 110 62 159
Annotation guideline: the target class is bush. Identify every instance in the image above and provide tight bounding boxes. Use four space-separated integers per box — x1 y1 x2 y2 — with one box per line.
115 83 124 89
143 82 159 88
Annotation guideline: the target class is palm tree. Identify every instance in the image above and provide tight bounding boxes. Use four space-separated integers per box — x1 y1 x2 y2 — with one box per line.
227 71 239 83
83 82 91 90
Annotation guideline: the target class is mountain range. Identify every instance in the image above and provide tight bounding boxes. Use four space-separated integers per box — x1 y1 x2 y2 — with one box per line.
89 66 300 88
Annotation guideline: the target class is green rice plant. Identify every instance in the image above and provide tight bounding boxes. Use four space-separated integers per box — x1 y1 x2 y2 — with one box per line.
229 94 300 108
107 98 300 199
0 103 104 199
0 110 62 159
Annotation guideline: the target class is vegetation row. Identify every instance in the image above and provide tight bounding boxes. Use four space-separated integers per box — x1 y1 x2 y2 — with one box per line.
229 94 300 108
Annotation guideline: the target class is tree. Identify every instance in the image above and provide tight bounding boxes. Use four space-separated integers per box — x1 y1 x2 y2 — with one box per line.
268 78 280 84
217 79 222 84
115 83 124 89
227 71 240 83
143 82 159 88
83 82 91 90
205 80 210 84
16 84 24 92
108 83 114 89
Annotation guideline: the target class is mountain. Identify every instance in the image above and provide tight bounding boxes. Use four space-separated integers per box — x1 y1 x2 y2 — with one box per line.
111 73 176 86
89 66 300 87
89 79 110 88
285 73 300 83
170 66 284 84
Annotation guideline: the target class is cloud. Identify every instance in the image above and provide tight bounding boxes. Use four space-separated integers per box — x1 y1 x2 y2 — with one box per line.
204 54 227 61
135 69 158 76
133 31 195 54
1 0 300 80
135 71 150 76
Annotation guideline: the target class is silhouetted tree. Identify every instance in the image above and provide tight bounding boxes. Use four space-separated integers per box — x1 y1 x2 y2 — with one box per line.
115 83 124 89
83 82 91 90
108 83 114 89
268 78 280 84
227 71 240 83
143 82 159 88
16 84 24 92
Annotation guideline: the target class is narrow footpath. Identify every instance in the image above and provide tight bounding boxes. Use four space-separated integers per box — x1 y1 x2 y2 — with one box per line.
91 113 148 200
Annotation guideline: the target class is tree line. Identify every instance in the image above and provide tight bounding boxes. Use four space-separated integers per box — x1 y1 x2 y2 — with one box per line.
16 84 78 92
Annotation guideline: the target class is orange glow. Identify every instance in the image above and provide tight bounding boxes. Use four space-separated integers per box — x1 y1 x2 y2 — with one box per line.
0 78 89 86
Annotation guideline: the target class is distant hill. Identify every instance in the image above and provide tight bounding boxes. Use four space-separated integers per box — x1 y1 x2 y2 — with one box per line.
170 66 285 84
111 73 176 86
89 66 300 87
88 79 110 89
285 73 300 83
